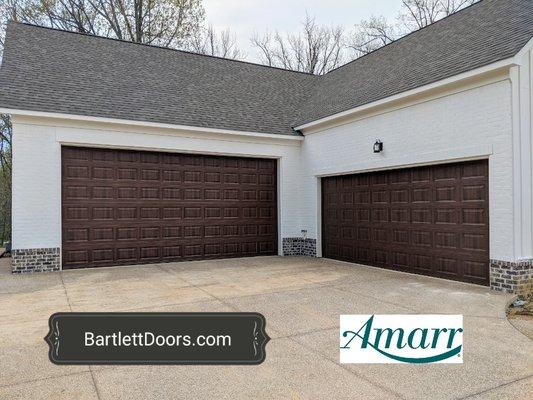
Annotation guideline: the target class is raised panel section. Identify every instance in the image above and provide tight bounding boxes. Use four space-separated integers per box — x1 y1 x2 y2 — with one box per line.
322 159 489 285
62 147 277 269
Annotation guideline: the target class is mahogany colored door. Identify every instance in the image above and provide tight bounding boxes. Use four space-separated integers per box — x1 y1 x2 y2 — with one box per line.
322 160 489 285
62 147 278 269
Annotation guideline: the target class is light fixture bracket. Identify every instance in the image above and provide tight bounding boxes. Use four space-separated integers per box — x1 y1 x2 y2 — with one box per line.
373 139 383 153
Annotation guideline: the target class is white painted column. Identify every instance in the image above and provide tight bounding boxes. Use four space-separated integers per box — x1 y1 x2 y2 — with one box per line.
510 49 533 261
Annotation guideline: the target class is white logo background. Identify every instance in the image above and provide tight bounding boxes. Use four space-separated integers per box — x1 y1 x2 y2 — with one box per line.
340 314 463 364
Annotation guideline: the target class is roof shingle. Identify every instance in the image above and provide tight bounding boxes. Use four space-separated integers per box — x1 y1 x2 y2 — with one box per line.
0 0 531 134
296 0 533 126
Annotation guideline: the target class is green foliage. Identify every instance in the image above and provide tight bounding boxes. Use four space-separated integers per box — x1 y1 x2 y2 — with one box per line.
0 114 11 244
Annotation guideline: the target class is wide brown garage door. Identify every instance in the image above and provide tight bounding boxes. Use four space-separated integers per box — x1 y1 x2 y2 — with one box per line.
62 147 278 269
322 160 489 285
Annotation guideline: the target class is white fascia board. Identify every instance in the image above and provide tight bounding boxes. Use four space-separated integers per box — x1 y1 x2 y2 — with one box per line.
294 58 519 132
0 108 304 142
514 36 533 62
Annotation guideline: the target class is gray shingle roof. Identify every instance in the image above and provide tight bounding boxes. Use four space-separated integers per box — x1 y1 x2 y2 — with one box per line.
0 22 318 135
296 0 533 126
0 0 531 135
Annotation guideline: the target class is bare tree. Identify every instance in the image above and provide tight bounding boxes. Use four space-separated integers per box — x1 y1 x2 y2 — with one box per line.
252 1 478 71
84 0 205 47
3 0 103 35
347 16 398 58
3 0 206 47
400 0 441 30
348 0 479 56
439 0 478 15
399 0 478 30
188 25 244 59
251 14 344 75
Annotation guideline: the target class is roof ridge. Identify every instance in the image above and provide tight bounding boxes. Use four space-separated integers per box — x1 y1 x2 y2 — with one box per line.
8 21 318 77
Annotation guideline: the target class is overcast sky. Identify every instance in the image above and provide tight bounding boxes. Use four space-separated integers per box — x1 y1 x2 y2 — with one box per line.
203 0 403 61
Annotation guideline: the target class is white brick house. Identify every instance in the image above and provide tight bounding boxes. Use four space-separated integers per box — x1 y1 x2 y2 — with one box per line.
0 0 531 293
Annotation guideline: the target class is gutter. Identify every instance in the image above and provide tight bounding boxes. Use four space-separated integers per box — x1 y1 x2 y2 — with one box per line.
0 108 304 142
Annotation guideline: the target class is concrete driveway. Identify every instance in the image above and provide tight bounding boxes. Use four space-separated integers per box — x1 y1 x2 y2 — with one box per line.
0 256 531 399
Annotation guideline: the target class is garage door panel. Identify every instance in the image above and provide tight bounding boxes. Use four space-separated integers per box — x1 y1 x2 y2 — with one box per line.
64 228 277 243
62 147 278 269
411 254 433 272
322 160 489 285
463 260 488 280
64 236 280 266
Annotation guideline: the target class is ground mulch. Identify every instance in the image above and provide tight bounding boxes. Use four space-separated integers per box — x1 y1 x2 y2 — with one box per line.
507 294 533 340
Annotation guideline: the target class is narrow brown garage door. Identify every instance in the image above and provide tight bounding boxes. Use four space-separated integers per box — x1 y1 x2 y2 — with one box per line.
62 147 278 269
322 160 489 285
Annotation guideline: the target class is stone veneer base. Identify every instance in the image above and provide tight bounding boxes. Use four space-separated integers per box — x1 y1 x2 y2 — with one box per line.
9 246 532 296
282 238 317 257
11 248 61 273
490 259 532 294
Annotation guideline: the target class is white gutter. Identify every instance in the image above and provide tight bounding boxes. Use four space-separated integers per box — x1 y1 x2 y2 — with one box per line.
293 57 520 132
0 108 304 141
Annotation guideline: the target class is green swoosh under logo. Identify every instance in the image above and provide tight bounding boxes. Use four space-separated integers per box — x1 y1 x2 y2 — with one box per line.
341 338 462 363
369 343 462 363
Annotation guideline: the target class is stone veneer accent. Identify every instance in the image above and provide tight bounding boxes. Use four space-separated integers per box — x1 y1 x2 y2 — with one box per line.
282 238 317 257
11 248 61 273
490 259 532 294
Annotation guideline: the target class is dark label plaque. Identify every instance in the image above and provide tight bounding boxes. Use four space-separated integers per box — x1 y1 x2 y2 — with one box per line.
45 312 270 365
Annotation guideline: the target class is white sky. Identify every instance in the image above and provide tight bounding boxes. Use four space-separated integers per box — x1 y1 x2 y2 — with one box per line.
203 0 403 61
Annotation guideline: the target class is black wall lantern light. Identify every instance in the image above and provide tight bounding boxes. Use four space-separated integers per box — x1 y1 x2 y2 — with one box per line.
373 139 384 153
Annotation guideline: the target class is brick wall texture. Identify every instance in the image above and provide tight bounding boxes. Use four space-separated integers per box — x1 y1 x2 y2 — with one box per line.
282 238 317 257
11 248 61 273
490 259 532 294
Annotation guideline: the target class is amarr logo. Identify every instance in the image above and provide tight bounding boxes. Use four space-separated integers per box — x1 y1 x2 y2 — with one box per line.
340 315 463 364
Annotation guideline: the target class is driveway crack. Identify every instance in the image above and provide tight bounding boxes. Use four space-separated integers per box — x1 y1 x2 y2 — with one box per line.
287 335 407 400
59 272 73 312
59 272 102 400
88 367 103 400
457 374 533 399
156 264 239 311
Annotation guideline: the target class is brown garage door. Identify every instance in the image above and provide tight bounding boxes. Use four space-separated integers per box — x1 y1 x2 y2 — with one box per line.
62 147 278 269
322 160 489 285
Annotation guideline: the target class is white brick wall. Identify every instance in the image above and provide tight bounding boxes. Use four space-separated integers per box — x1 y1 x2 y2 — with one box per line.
11 118 303 254
12 123 61 248
299 79 515 261
11 75 525 265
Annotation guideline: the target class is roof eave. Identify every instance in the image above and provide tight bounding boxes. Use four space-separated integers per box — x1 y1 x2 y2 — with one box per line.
294 56 521 133
0 108 304 141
